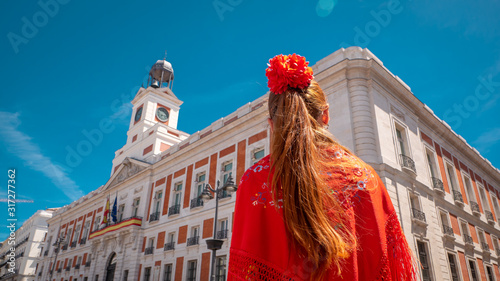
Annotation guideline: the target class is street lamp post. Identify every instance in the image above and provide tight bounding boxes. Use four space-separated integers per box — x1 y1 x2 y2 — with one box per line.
48 233 66 281
199 175 237 281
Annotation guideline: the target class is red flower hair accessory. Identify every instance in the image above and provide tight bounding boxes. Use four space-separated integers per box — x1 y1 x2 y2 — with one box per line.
265 54 314 94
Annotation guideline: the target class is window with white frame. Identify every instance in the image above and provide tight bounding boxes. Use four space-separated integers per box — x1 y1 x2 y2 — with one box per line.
163 264 172 281
187 260 197 281
477 228 489 251
467 259 479 281
215 256 227 281
220 161 233 199
486 264 496 281
132 198 140 217
409 194 425 223
187 227 199 246
251 147 265 165
153 191 162 214
492 235 500 255
82 222 90 240
94 217 101 231
73 225 81 243
439 210 453 236
173 182 182 207
165 232 175 250
445 162 463 203
447 253 460 281
462 175 478 211
416 241 432 281
425 148 439 181
66 229 72 244
217 219 229 239
478 184 492 216
490 194 500 223
460 220 473 244
195 173 206 198
395 125 408 157
117 204 124 222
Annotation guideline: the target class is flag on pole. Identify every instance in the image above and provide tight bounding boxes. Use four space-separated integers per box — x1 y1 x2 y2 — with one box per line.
101 197 110 226
111 195 118 223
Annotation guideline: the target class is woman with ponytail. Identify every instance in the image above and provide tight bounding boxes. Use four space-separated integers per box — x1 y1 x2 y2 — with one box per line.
228 54 417 280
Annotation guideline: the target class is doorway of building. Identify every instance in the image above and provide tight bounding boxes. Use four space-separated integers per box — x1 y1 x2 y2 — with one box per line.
105 252 117 281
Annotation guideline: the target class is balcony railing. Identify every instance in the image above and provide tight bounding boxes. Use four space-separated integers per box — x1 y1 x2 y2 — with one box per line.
38 272 42 276
61 244 68 251
453 191 464 204
88 216 143 238
481 242 490 251
57 268 62 273
75 264 80 270
411 208 426 223
463 234 474 245
470 201 480 215
70 241 77 248
190 198 204 209
486 211 495 223
431 177 444 193
164 242 175 251
442 225 454 236
216 229 228 239
43 250 48 256
85 261 91 267
186 236 199 246
80 238 87 245
168 205 180 216
144 246 154 255
149 212 160 222
65 266 70 272
400 154 416 174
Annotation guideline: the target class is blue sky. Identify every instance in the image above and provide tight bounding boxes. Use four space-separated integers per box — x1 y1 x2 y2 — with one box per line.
1 0 499 240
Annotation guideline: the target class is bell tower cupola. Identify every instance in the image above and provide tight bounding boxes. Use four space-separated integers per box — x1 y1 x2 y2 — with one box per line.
111 53 189 175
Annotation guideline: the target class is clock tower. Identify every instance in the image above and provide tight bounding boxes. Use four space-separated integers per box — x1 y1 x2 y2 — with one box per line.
111 57 189 174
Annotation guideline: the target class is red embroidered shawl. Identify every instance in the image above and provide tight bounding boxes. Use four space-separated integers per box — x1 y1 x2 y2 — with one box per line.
228 148 418 280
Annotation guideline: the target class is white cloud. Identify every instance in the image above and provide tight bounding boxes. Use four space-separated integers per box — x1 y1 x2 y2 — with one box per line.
472 127 500 154
0 112 84 201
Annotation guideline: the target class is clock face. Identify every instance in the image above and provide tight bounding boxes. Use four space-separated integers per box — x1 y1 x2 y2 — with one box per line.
134 107 143 122
156 107 169 122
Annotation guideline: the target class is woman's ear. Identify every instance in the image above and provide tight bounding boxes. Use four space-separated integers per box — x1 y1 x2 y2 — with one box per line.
322 105 330 126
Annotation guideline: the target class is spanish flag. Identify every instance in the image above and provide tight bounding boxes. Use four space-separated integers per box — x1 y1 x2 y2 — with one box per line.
101 197 110 225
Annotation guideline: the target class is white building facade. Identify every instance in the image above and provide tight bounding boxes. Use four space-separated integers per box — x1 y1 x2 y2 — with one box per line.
0 209 56 281
35 47 500 281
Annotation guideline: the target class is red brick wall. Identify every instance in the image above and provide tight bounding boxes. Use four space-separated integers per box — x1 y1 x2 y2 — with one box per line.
449 213 461 235
200 252 211 281
468 223 478 243
219 144 235 158
195 157 209 169
434 143 450 194
162 175 172 216
248 130 267 145
157 231 165 249
458 251 470 281
209 153 218 188
477 258 487 281
174 168 185 178
178 225 187 244
183 165 193 209
202 218 214 239
175 257 184 281
236 140 246 183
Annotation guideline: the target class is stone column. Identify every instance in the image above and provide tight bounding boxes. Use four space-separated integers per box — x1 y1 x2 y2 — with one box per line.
347 63 378 164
